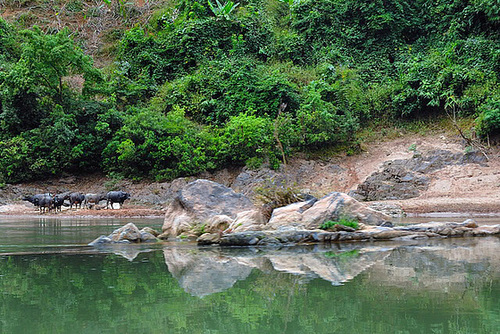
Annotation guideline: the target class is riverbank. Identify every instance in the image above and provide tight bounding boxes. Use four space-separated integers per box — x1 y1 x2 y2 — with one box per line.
1 133 500 219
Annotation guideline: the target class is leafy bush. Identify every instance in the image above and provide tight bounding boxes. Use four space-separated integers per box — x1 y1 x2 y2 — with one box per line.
293 79 359 148
0 18 19 62
113 13 273 99
291 0 422 66
393 38 499 118
475 97 500 137
102 107 221 181
219 113 275 165
319 217 359 230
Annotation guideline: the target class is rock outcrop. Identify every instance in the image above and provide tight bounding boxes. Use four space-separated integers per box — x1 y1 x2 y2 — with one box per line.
266 192 392 230
203 220 500 246
160 179 265 238
161 180 393 240
158 178 500 246
350 149 487 201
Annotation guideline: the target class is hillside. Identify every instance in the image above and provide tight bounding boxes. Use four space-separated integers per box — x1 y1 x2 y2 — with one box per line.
1 0 499 197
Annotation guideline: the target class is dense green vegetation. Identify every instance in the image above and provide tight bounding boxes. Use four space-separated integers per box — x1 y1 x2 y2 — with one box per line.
1 0 499 183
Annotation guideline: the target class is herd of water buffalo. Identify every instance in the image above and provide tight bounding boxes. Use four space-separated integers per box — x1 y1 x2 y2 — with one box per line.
22 191 131 213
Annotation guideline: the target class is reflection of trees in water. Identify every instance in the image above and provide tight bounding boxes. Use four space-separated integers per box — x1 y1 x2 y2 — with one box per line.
0 238 499 333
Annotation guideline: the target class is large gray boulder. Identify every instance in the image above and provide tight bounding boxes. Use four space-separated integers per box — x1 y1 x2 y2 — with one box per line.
162 179 264 238
267 192 392 230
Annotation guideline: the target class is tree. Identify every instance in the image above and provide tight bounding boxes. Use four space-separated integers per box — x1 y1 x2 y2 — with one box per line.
0 25 102 135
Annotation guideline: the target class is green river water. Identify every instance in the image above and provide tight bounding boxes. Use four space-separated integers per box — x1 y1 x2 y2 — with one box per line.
0 217 499 333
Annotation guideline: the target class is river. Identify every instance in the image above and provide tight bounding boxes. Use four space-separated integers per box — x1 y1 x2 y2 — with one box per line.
0 217 499 333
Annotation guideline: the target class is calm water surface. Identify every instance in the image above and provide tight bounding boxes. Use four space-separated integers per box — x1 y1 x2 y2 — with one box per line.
0 217 499 333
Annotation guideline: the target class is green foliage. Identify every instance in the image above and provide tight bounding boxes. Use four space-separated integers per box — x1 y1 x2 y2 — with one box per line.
153 57 300 125
290 0 421 66
102 106 220 181
0 24 103 135
319 217 359 230
245 156 264 170
0 21 107 182
393 38 499 118
112 14 273 103
208 0 239 20
0 18 20 62
0 99 109 183
1 0 500 183
293 79 359 148
475 97 500 137
219 113 274 164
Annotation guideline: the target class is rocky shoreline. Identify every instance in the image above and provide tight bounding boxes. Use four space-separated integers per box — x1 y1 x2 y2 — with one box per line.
3 136 500 246
202 220 500 246
86 218 500 248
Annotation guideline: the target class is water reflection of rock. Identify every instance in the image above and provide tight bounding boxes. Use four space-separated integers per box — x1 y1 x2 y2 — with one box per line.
94 245 156 261
164 238 500 297
164 248 255 297
369 237 500 291
163 244 393 297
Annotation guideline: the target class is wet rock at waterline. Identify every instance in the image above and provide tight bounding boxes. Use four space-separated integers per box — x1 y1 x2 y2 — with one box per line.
88 223 160 245
160 179 265 238
199 220 500 246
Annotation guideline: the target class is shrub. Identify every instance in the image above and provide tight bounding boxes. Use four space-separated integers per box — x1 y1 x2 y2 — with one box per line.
102 106 221 181
319 217 359 230
152 56 300 125
293 79 359 148
219 113 275 165
475 97 500 137
254 179 304 207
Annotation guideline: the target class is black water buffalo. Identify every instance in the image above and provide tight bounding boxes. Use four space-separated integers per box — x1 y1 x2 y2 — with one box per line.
53 193 69 212
84 193 107 209
23 193 53 213
106 191 130 209
37 195 54 213
23 193 53 214
64 192 85 209
23 193 47 206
